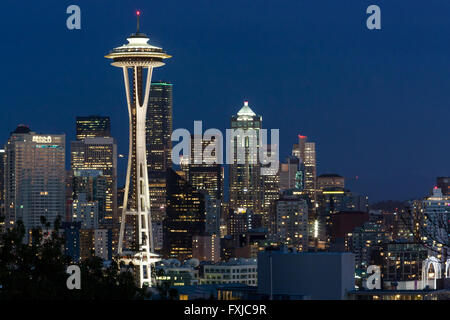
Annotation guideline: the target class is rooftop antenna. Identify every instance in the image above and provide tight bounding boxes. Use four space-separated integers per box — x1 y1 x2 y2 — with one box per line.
136 10 141 33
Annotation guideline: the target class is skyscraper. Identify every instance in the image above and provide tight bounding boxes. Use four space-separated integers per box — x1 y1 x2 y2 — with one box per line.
4 125 65 234
279 156 301 191
0 149 6 233
163 169 206 261
185 135 224 201
292 135 316 200
146 82 173 172
261 144 280 227
270 189 309 251
145 82 173 225
105 13 171 287
292 134 317 248
229 101 263 217
76 115 111 140
71 169 108 224
71 137 117 226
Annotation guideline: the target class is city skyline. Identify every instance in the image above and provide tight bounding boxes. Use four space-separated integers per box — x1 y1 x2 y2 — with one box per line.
1 0 449 203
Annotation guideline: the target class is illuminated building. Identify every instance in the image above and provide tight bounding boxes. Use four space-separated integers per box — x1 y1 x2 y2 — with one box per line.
292 135 316 200
345 219 386 269
271 190 309 252
317 187 369 247
200 258 258 286
421 187 450 255
148 172 167 223
155 261 199 286
292 135 317 248
146 81 173 172
205 196 221 235
146 81 173 224
72 193 99 229
279 157 301 191
71 137 117 226
382 242 428 285
181 134 224 201
76 115 111 140
261 144 280 227
163 169 206 261
105 11 171 287
226 207 263 240
4 125 65 234
317 173 345 190
229 101 263 217
192 234 220 262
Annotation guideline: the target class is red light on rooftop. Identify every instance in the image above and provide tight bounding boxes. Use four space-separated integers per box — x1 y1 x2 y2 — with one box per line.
136 10 141 15
298 135 307 139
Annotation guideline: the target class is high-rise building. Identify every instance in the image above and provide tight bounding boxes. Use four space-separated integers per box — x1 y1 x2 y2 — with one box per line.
421 187 450 255
227 208 256 236
229 101 263 217
146 82 173 225
76 115 111 140
292 134 316 200
279 157 301 191
292 135 317 249
146 82 173 172
71 137 117 225
261 144 280 227
71 169 107 221
437 177 450 196
189 166 224 201
270 190 309 251
4 125 65 234
163 169 206 261
317 188 369 248
72 193 99 229
182 134 224 201
105 17 171 287
192 234 220 262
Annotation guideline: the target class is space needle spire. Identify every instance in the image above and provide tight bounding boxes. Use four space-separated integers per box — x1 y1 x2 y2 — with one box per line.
105 11 171 288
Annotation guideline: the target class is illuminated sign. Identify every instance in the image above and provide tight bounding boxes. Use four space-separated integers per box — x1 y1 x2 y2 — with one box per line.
32 136 52 143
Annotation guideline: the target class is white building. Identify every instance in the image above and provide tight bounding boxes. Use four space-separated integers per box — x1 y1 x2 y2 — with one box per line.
200 258 257 286
5 126 65 233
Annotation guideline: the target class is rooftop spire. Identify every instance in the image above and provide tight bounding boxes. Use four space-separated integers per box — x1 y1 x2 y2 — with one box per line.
237 100 256 117
136 10 141 33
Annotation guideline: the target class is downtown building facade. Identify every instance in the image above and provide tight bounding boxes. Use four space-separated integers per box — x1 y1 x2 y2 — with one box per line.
75 115 111 140
146 81 173 224
4 125 65 234
270 189 309 252
229 101 264 222
163 168 206 261
71 136 117 226
292 135 317 249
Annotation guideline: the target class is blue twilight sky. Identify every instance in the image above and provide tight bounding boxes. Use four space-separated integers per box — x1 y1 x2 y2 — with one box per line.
0 0 448 202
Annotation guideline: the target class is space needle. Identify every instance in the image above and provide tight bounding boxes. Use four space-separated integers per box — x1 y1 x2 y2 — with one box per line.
105 11 171 287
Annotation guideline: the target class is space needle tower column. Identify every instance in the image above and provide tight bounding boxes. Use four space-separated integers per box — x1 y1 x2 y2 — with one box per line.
105 11 171 287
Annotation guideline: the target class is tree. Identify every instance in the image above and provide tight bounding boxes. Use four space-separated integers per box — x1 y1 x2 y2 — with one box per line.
0 217 149 299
